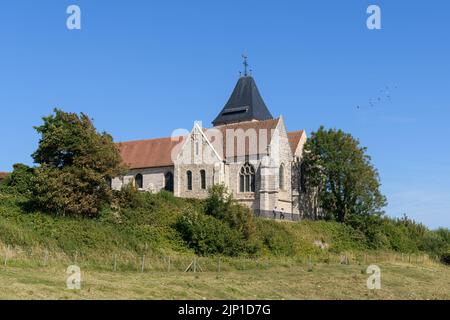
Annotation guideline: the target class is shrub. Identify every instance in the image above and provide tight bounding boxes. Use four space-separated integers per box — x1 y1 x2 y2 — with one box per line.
441 250 450 265
225 203 256 240
205 184 256 240
204 184 232 220
175 208 245 256
0 163 34 195
113 182 143 209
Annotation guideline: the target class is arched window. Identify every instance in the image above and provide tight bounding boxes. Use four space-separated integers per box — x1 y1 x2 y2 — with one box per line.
186 171 192 190
200 170 206 190
239 162 256 193
164 172 174 192
135 173 143 189
279 164 285 190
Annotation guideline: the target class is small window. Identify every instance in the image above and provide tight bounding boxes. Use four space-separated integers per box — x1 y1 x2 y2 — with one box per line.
135 174 143 189
200 170 206 190
187 171 192 190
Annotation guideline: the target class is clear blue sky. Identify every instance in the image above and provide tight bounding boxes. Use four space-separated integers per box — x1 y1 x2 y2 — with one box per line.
0 1 448 228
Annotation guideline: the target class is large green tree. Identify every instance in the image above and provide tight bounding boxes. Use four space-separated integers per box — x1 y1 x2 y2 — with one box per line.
31 109 126 216
298 127 387 222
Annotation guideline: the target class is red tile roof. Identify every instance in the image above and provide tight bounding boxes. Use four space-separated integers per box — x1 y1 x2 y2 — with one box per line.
117 136 184 169
117 120 305 169
288 130 305 154
0 172 9 180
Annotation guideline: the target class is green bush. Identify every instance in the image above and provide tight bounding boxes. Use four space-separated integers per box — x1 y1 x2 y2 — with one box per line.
204 184 256 240
345 214 450 256
113 182 143 209
0 163 35 195
441 250 450 265
175 208 245 256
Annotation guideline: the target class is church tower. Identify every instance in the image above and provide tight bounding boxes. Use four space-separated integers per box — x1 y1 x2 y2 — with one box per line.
212 56 273 126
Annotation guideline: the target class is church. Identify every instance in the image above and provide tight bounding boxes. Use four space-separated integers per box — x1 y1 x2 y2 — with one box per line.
112 61 307 220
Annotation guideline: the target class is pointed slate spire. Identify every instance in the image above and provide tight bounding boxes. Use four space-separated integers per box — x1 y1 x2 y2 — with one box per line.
212 75 273 126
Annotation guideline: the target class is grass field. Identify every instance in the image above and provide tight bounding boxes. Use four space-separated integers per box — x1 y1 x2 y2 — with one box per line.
0 191 448 300
1 259 448 300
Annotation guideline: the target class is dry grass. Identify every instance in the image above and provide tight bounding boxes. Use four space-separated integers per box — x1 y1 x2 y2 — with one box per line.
0 260 448 300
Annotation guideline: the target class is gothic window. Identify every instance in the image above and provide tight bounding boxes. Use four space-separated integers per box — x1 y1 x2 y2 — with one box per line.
200 170 206 190
239 162 256 193
279 164 285 190
135 173 143 189
164 172 174 192
186 171 192 190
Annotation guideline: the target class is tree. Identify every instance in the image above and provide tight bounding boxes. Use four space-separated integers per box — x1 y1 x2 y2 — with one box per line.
298 126 387 222
31 109 126 216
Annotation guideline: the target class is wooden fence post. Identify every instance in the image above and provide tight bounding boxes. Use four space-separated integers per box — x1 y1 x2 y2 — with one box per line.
44 249 49 266
4 245 10 267
141 254 145 273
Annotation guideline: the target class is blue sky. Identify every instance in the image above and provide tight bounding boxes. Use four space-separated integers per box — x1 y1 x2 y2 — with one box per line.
0 1 449 228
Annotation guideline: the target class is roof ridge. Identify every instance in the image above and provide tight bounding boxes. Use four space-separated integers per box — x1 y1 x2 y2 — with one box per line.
212 117 280 129
117 135 184 145
288 129 305 134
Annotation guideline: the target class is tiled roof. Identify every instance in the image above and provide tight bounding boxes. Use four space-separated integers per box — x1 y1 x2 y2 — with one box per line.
117 119 305 169
117 136 184 169
287 130 305 154
0 172 9 180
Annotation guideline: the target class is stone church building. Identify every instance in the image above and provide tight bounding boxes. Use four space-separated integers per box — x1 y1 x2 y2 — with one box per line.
113 72 307 220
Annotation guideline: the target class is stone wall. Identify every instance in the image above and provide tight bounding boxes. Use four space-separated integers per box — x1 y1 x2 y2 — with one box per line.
174 123 224 199
259 117 296 214
112 166 174 192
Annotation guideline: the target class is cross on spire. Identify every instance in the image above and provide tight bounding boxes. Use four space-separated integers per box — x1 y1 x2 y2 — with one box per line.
242 54 249 77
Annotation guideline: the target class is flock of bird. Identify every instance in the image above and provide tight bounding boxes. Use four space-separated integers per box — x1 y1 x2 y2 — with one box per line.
356 85 398 110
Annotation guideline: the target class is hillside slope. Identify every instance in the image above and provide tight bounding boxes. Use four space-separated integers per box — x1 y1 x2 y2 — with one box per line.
0 190 447 264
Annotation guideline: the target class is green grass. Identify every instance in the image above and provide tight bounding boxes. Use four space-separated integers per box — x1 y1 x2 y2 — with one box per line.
0 189 449 299
0 260 448 300
0 191 448 263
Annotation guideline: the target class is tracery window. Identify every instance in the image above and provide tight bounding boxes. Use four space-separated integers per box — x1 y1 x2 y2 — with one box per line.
239 162 255 193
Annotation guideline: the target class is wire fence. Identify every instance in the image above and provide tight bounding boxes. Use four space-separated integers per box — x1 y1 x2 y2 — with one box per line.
0 243 441 273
